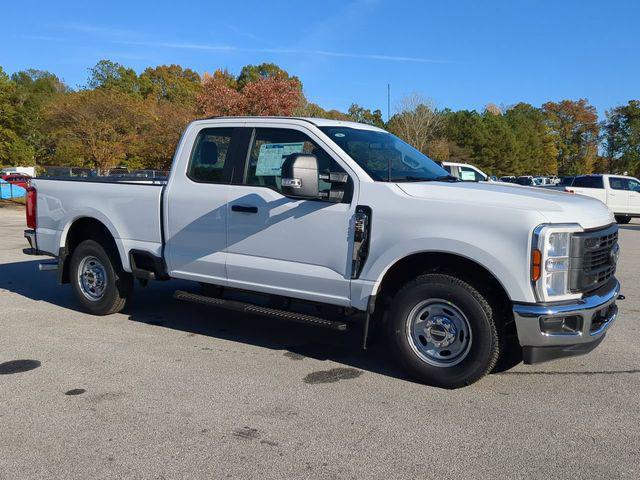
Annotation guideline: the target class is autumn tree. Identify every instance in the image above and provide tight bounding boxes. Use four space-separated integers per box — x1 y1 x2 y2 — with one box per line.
46 89 146 174
139 65 201 105
197 70 245 116
542 99 599 175
242 76 303 115
196 68 303 117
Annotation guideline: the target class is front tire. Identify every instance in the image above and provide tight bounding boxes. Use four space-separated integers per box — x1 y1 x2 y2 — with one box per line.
388 273 501 388
70 239 132 315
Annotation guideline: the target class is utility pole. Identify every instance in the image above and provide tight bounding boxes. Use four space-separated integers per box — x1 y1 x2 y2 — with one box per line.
387 83 390 123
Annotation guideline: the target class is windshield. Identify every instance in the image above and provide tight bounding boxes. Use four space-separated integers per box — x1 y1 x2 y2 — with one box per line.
319 127 451 182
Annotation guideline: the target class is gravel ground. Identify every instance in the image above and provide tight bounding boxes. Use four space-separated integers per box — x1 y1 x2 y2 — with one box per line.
0 205 638 479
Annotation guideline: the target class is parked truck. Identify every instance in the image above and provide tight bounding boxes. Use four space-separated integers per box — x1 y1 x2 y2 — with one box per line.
23 117 622 388
565 174 640 224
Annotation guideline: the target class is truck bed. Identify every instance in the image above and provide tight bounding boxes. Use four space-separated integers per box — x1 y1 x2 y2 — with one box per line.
32 177 165 272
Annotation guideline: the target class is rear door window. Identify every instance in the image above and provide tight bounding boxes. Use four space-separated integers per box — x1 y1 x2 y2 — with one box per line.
187 128 236 183
572 176 604 189
609 177 629 190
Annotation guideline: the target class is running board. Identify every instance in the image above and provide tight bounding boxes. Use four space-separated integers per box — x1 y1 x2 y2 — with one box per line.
173 290 348 331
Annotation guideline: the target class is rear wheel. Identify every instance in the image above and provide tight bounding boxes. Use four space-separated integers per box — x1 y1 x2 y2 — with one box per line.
70 239 132 315
615 215 631 224
388 273 501 388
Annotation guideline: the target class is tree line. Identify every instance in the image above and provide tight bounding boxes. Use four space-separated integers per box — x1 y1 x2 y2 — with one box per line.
1 59 639 177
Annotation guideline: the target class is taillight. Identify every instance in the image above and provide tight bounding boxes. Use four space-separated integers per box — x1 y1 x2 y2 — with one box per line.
26 186 37 229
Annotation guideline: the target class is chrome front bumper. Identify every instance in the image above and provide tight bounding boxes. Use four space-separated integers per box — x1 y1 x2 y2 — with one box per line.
513 280 620 364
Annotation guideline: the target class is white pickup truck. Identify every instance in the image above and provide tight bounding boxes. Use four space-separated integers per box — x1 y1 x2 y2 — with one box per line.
565 174 640 224
23 117 622 388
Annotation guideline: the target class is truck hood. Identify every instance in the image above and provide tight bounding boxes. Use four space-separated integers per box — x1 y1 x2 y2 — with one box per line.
397 181 614 229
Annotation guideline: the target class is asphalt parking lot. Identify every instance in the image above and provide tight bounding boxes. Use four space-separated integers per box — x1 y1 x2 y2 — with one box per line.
1 203 639 480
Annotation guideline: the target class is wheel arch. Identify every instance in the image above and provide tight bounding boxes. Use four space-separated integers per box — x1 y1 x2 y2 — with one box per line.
371 251 514 332
59 216 126 283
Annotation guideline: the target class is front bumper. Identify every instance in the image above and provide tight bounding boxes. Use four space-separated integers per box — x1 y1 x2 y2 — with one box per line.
513 280 620 364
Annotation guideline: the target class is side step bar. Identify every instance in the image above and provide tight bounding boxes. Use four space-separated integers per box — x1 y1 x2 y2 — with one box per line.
173 290 348 331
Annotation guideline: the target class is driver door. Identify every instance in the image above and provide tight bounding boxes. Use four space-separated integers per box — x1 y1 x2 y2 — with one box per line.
225 126 356 306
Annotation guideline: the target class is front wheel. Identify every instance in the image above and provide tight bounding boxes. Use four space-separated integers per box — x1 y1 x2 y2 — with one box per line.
70 239 133 315
388 273 502 388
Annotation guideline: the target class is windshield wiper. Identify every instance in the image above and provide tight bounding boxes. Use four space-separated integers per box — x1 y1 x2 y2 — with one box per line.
390 175 460 183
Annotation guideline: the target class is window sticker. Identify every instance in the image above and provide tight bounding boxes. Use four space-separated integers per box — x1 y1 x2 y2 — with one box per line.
460 169 477 181
255 142 305 176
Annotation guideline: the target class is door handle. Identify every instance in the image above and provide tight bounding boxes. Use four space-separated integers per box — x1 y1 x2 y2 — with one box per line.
231 205 258 214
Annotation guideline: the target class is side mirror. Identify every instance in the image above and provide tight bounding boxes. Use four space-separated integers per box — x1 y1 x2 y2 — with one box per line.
281 153 320 199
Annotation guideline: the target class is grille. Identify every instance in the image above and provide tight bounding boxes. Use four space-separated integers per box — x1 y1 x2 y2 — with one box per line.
570 225 618 294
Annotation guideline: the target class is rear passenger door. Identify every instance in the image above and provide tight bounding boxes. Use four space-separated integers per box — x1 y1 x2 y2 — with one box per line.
570 176 607 203
164 126 245 284
225 126 356 306
606 177 630 214
628 178 640 214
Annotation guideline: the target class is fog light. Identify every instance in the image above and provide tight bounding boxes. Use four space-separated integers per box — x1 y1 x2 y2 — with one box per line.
540 315 582 334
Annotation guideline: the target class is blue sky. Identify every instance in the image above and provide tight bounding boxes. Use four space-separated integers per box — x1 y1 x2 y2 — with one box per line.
1 0 638 118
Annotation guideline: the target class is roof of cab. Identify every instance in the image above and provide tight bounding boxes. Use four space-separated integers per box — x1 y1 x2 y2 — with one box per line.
198 116 386 132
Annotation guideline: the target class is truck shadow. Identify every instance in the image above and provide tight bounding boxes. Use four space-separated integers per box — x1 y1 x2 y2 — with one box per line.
0 259 409 382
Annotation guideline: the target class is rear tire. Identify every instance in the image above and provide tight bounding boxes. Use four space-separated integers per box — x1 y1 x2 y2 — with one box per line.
70 239 132 315
388 273 501 388
615 215 631 224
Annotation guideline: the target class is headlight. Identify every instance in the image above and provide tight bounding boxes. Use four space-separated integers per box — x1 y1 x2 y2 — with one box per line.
531 224 583 302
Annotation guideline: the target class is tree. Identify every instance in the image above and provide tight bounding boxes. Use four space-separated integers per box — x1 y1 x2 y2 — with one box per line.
296 101 349 120
196 67 303 117
87 60 141 96
387 94 443 155
197 70 245 116
46 89 146 174
347 103 384 128
242 76 303 116
237 63 301 90
602 100 640 175
504 103 557 175
0 66 35 165
139 65 201 105
542 99 599 175
132 98 194 170
10 69 66 164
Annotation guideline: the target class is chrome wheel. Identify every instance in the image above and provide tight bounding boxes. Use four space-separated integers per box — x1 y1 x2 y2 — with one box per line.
77 256 107 301
405 299 472 367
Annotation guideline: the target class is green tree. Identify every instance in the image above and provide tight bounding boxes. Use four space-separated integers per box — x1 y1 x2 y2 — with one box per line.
602 100 640 175
504 103 557 175
10 69 66 164
347 103 385 128
0 66 35 165
87 60 141 96
236 63 301 90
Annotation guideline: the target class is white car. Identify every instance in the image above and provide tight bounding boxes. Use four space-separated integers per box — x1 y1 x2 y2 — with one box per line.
23 117 621 388
566 174 640 224
441 162 489 182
